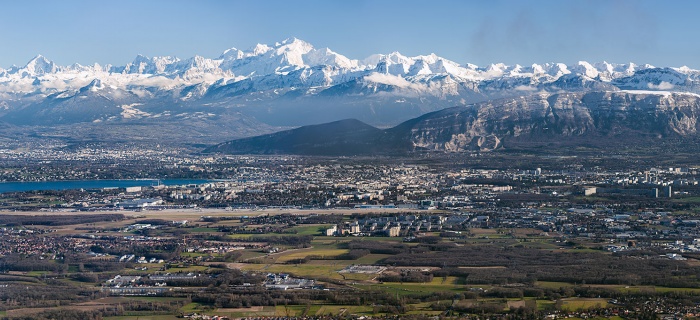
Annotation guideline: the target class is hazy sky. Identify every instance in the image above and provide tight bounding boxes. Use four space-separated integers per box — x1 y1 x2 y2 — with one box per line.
2 0 700 68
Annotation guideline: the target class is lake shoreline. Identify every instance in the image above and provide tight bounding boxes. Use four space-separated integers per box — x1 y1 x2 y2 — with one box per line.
0 179 212 193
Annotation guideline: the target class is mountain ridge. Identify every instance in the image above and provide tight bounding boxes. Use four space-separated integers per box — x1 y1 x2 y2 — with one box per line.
205 90 700 155
4 38 700 146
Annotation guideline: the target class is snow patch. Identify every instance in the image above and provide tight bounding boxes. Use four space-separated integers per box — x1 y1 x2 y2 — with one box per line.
364 72 425 90
647 81 675 90
619 90 700 99
619 90 673 97
120 103 151 119
514 85 537 91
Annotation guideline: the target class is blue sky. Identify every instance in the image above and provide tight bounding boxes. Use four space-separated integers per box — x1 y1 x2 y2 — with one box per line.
2 0 699 68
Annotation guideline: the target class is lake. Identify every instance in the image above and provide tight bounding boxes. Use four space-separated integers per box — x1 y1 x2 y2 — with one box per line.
0 179 211 193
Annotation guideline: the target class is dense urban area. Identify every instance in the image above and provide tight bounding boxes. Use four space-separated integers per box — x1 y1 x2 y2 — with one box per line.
3 142 700 319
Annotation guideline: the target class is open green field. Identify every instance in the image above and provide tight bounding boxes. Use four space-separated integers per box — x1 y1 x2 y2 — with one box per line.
536 281 700 294
237 249 266 260
3 206 697 319
290 225 330 235
535 281 571 289
271 304 379 317
354 253 391 264
560 298 608 311
242 263 345 279
308 240 347 249
673 196 700 204
213 306 276 318
118 297 188 303
404 301 446 315
303 256 385 267
355 277 466 296
238 242 396 281
227 232 310 240
273 305 314 317
217 305 359 318
161 265 209 273
105 316 179 320
180 252 209 257
312 305 374 316
274 248 349 262
187 227 224 233
314 236 405 242
180 302 212 314
536 299 555 310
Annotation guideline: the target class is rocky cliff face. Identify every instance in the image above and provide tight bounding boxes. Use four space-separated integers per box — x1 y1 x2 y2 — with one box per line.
400 91 700 151
396 91 700 152
207 91 700 155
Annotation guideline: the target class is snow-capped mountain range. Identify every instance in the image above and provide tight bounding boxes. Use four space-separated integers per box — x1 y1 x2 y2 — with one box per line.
2 37 700 145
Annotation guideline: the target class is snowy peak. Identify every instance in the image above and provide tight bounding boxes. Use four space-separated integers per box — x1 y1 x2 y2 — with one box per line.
123 54 180 74
272 38 314 68
5 38 700 137
80 78 105 92
274 37 313 54
3 38 700 115
174 55 222 76
303 47 358 69
543 63 570 78
2 39 697 88
572 61 599 79
19 54 59 77
613 67 690 90
219 47 244 60
220 38 361 76
250 43 271 56
408 59 432 76
5 39 691 87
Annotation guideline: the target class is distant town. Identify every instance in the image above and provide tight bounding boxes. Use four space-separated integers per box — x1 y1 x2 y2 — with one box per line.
2 142 700 319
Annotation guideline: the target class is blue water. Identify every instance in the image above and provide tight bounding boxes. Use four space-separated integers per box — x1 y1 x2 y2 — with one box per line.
0 179 211 193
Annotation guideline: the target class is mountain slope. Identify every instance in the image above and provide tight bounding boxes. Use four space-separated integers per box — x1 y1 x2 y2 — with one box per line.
3 39 700 128
205 91 700 155
4 38 700 146
203 119 409 155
